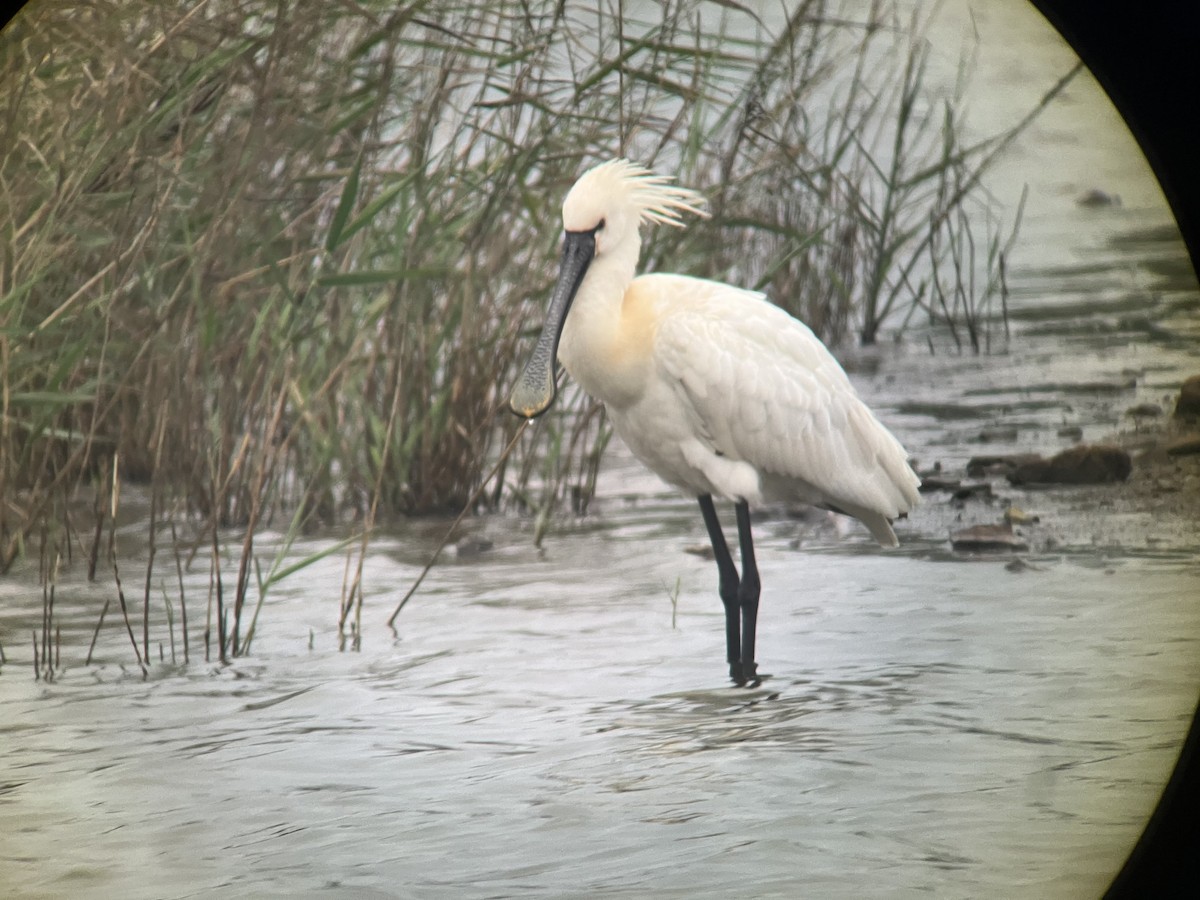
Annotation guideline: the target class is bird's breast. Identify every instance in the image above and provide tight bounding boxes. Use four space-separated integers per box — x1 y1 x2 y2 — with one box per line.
558 277 661 412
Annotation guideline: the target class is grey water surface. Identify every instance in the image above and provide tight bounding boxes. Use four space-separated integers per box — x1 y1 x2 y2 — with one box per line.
2 450 1198 899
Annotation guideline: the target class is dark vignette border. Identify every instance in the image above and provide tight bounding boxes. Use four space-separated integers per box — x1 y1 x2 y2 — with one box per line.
1028 4 1200 898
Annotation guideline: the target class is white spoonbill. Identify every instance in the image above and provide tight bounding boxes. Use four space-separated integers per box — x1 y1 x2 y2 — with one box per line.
510 159 920 686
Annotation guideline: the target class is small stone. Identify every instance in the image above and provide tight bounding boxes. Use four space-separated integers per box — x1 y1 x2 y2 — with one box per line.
1007 444 1132 486
452 537 494 558
966 453 1043 479
952 482 995 502
1004 506 1040 525
919 476 962 493
1077 188 1121 207
1166 435 1200 457
978 426 1019 443
1125 403 1162 419
951 522 1028 552
1175 376 1200 418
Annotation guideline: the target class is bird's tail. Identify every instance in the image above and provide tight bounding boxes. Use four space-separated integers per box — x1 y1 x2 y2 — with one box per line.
824 500 900 547
857 510 900 548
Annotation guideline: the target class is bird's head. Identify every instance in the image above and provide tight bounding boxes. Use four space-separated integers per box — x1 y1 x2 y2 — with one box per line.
562 158 708 256
509 159 708 419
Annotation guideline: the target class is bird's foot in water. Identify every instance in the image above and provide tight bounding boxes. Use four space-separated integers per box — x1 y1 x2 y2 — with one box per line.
729 662 767 688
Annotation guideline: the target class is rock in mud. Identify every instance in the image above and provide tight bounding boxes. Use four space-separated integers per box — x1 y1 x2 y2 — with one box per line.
977 425 1019 443
950 522 1028 552
1174 375 1200 418
966 453 1042 479
1125 403 1162 419
1076 188 1121 207
919 475 962 493
1004 505 1040 525
1166 435 1200 457
452 537 494 558
952 482 995 502
1007 444 1132 485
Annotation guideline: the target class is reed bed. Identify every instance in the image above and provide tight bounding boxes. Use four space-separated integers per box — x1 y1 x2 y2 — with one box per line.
0 0 1074 664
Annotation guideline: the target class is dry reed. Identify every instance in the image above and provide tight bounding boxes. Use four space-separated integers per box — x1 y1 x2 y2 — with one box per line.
0 0 1074 663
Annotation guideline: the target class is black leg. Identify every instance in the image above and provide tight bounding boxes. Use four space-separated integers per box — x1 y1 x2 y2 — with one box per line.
698 494 744 684
735 500 761 685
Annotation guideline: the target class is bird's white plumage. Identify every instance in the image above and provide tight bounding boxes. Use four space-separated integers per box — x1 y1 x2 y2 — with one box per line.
562 159 709 232
552 159 920 546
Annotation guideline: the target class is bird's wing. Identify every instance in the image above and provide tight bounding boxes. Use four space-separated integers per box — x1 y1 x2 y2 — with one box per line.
651 277 919 519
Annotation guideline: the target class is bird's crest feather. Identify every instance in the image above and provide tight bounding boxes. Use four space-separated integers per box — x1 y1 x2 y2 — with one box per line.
574 158 709 228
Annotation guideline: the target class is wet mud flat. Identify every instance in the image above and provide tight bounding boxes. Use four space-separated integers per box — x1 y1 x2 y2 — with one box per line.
912 404 1200 558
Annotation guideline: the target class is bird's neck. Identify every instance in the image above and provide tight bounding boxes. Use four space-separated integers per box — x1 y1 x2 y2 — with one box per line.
557 236 644 409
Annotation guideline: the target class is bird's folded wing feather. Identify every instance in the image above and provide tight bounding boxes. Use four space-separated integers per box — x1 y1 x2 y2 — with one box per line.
654 283 918 517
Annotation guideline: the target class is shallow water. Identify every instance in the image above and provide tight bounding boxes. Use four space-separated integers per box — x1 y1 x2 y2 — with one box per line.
3 2 1200 898
3 486 1198 898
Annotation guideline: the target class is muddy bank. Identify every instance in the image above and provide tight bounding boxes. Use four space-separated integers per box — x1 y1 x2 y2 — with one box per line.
916 397 1200 556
